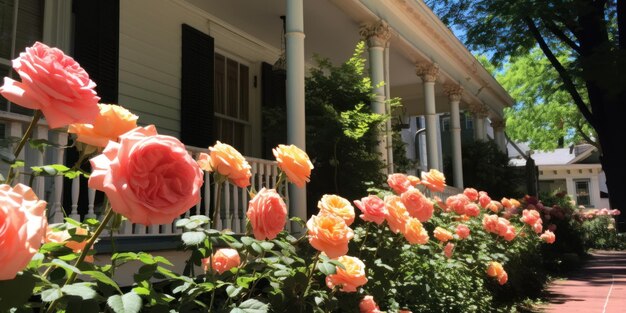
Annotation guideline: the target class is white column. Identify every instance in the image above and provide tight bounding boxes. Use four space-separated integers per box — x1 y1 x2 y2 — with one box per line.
416 63 440 170
491 119 507 153
286 0 307 230
565 177 576 201
384 41 394 173
470 103 489 141
445 84 464 188
590 174 600 208
360 20 391 171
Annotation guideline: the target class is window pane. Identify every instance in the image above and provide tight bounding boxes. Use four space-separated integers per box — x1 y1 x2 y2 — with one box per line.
214 54 225 114
226 58 238 118
0 63 9 111
0 0 14 59
234 123 244 152
14 0 43 54
221 118 234 147
575 181 590 206
239 65 248 120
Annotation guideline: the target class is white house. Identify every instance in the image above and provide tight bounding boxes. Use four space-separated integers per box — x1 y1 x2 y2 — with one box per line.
509 143 610 210
0 0 514 233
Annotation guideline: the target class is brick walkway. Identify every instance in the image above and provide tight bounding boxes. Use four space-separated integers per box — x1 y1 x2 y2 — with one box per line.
541 250 626 313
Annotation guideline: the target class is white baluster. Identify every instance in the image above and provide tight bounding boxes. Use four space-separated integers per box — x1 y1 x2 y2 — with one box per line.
257 162 264 191
232 182 239 233
241 185 248 233
214 183 222 229
264 163 271 187
135 223 146 235
272 164 278 187
7 121 24 185
51 132 68 223
148 224 160 235
86 188 96 219
70 177 81 221
121 216 132 235
33 125 48 200
223 182 231 230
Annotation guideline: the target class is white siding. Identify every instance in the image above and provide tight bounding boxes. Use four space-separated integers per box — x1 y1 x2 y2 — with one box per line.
119 0 278 156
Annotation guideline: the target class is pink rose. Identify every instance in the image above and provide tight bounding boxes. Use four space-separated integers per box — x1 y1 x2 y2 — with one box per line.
478 192 492 208
463 188 479 201
246 188 287 240
89 125 203 225
354 195 387 225
359 296 381 313
387 173 412 195
521 209 541 226
446 194 471 215
455 224 470 239
202 248 241 274
540 230 556 244
444 242 455 258
0 42 100 128
307 214 354 258
401 188 434 222
0 184 47 280
464 203 481 217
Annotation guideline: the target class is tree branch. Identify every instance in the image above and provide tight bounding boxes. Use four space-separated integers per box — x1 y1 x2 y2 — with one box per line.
523 16 597 129
574 119 601 153
541 17 582 53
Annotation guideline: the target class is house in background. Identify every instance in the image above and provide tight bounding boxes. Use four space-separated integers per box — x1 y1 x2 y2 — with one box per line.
509 143 609 209
0 0 514 235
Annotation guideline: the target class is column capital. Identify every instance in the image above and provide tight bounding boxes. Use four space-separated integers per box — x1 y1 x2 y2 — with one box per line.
359 20 391 48
444 84 464 102
416 62 439 82
468 102 490 118
490 119 506 129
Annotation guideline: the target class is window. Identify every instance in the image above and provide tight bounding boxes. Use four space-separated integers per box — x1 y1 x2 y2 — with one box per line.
0 0 44 114
464 112 473 130
441 116 450 132
214 53 249 152
574 179 591 207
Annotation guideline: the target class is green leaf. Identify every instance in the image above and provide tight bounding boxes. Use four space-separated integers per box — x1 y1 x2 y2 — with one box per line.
226 285 244 298
251 242 263 254
154 255 174 266
317 262 336 276
107 292 142 313
189 215 210 224
240 236 254 246
50 258 82 275
181 231 207 246
41 285 63 302
289 217 306 228
61 283 97 300
175 218 190 228
231 299 269 313
132 287 151 296
260 242 274 251
82 270 122 294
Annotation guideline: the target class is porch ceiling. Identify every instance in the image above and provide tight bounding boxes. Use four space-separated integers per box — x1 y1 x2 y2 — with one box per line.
183 0 500 116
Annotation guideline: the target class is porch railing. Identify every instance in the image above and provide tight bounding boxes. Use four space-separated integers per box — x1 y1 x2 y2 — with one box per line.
0 113 288 237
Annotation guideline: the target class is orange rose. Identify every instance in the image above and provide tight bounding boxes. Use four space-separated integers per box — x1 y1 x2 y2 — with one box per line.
486 261 504 278
246 188 287 240
45 226 94 263
485 201 501 213
203 248 240 274
464 203 481 217
384 195 409 234
403 217 429 245
407 175 421 186
401 188 434 222
307 214 354 258
68 104 138 148
478 191 492 208
420 169 446 192
433 227 453 243
0 184 47 280
446 194 470 215
325 256 368 292
200 141 251 188
318 194 355 226
520 209 541 226
273 144 313 188
497 271 508 285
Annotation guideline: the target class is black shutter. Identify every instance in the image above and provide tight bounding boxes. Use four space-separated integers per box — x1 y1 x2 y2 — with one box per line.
64 0 119 218
261 62 287 159
72 0 119 103
181 24 214 148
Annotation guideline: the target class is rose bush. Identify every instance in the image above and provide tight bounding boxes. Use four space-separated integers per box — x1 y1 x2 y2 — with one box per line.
0 43 571 313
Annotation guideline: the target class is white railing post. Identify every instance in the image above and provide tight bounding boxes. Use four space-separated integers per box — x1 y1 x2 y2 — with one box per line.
51 132 68 223
70 176 81 221
213 183 222 230
33 125 48 200
86 188 96 219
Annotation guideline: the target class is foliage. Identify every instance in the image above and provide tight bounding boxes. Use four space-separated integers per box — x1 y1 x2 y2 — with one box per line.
581 215 626 250
457 140 524 200
478 50 595 150
304 42 387 212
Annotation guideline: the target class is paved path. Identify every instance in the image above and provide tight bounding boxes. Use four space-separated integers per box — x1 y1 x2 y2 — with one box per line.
541 250 626 313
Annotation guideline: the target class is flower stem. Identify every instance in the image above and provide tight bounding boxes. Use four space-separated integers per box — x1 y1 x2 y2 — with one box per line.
302 252 321 298
212 177 224 229
358 224 371 258
46 199 114 313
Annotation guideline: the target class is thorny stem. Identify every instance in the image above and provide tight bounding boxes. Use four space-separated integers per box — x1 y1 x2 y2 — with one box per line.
302 252 321 300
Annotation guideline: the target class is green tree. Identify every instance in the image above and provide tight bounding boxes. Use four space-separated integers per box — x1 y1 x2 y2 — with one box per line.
480 50 596 150
427 0 626 229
